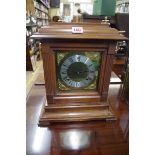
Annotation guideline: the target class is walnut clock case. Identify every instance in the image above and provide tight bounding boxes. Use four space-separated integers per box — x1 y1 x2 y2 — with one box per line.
32 23 127 126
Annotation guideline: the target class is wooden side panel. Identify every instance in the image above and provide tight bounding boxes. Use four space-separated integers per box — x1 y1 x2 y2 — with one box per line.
101 54 114 100
41 43 56 104
98 50 107 95
100 42 116 100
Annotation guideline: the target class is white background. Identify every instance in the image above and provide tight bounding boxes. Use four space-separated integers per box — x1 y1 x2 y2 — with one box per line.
0 0 155 154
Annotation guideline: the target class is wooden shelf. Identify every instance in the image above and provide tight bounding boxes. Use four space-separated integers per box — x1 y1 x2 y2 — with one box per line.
37 16 48 20
34 0 49 25
35 6 48 15
26 24 37 27
37 0 50 9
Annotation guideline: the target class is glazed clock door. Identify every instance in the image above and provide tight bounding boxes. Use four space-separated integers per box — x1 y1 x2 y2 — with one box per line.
56 51 101 93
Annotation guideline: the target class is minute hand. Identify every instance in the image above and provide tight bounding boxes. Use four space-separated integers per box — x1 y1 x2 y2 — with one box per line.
75 71 94 74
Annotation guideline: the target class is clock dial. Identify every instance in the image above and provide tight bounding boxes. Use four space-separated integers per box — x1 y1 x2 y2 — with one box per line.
60 55 95 88
56 51 101 91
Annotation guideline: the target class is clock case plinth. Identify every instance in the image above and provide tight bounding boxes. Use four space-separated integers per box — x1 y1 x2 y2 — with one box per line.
32 23 127 126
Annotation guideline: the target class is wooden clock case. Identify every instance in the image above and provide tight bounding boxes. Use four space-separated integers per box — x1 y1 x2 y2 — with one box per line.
32 23 127 125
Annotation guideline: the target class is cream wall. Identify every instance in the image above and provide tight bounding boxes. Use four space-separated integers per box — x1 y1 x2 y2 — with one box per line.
49 8 60 19
49 0 94 20
48 0 68 19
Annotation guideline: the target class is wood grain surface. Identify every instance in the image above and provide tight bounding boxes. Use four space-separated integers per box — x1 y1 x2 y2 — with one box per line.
26 84 129 155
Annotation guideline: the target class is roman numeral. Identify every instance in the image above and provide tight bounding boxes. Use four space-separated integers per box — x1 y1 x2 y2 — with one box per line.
76 82 81 87
68 80 72 84
77 56 81 62
69 58 73 63
86 77 92 81
61 72 67 74
88 64 93 67
63 64 67 67
84 58 89 64
63 77 69 81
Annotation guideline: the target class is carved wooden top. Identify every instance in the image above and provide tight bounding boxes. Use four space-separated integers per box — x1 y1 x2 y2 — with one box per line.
31 23 127 41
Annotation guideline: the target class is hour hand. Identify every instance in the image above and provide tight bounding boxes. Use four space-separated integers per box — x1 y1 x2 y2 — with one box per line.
76 71 88 74
74 70 93 75
79 70 94 74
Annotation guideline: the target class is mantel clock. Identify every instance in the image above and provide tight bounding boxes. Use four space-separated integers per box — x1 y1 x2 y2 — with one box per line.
32 23 127 125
